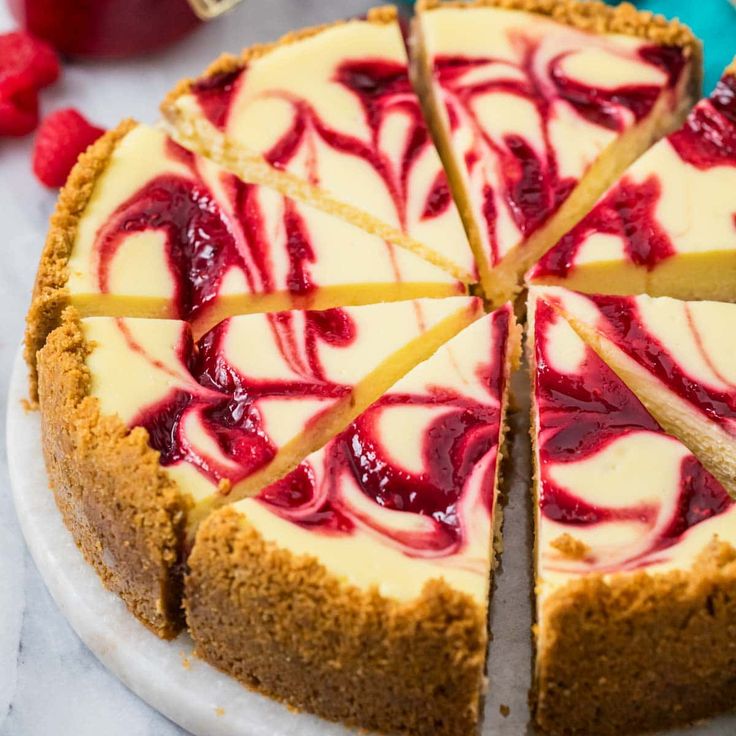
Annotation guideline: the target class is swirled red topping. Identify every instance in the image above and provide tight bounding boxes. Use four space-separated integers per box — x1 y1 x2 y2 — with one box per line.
256 308 511 557
92 139 326 325
128 308 357 491
534 299 732 570
533 72 736 280
574 294 736 434
190 58 454 230
433 41 683 265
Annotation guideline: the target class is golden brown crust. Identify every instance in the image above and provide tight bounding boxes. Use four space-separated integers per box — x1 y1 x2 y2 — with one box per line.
416 0 698 50
162 6 398 112
534 540 736 734
725 55 736 78
186 507 488 736
37 311 188 638
24 120 137 404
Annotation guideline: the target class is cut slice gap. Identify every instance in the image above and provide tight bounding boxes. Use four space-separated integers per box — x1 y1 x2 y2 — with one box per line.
160 6 477 283
536 285 736 497
528 61 736 301
412 0 701 304
527 288 736 734
185 304 519 736
25 121 465 400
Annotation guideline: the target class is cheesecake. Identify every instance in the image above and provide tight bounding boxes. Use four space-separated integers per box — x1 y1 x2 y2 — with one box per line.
413 0 700 302
25 4 736 734
25 121 463 401
529 59 736 300
186 305 520 736
36 297 481 636
161 6 476 282
529 289 736 734
539 286 736 497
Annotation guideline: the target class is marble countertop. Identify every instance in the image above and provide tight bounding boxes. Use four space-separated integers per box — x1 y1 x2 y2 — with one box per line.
0 3 374 734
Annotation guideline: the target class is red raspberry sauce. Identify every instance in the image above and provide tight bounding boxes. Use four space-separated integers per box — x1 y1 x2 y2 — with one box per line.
534 300 731 563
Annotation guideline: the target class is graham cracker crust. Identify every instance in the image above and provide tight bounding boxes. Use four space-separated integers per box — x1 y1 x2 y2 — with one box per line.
534 540 736 734
186 505 489 736
36 311 188 638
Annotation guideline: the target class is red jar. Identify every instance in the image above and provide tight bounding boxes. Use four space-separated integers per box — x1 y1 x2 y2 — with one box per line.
8 0 203 58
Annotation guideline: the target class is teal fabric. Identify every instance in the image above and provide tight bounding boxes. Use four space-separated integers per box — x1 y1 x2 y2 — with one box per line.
399 1 736 92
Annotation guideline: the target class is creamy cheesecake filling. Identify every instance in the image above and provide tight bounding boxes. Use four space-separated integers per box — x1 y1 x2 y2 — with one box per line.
539 286 736 495
530 295 735 617
82 297 483 533
530 70 736 298
164 10 476 282
414 3 694 301
62 124 463 336
228 306 516 601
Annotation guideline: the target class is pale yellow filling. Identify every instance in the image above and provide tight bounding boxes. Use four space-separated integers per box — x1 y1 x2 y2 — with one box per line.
537 286 736 496
229 313 513 601
529 134 736 300
166 19 476 282
81 299 485 536
65 124 464 327
415 5 691 303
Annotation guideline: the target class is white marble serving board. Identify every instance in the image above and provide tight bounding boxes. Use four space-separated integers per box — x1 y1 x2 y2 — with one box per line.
5 348 736 736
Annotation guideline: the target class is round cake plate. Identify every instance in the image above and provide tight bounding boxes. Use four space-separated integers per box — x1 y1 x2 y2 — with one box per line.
7 346 735 736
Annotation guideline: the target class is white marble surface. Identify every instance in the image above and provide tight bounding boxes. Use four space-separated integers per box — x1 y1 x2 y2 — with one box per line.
0 2 735 735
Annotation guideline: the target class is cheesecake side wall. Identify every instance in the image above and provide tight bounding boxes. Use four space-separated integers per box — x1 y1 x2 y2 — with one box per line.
37 314 188 638
534 540 736 735
186 507 488 736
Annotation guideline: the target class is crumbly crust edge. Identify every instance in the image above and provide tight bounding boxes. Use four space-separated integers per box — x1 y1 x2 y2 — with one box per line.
534 540 736 734
37 310 188 638
416 0 699 51
162 5 398 111
24 119 137 404
185 506 488 736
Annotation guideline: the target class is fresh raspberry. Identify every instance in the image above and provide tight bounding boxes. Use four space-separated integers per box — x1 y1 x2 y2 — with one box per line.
0 31 60 98
0 88 39 137
32 109 106 188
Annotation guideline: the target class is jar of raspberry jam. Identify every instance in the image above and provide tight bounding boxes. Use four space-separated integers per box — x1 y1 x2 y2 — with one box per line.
8 0 242 58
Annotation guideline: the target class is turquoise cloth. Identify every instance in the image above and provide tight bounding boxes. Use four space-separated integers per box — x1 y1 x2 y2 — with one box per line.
400 1 736 93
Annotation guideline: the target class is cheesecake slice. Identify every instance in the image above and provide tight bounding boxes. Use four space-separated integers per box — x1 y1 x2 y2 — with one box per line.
529 59 736 299
413 0 700 302
26 121 463 400
37 297 481 635
161 6 476 282
529 290 736 734
539 286 736 497
186 305 520 736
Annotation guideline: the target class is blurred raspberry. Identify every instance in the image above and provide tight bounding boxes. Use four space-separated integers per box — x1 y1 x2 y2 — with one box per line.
0 31 60 98
0 88 39 137
32 108 105 187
